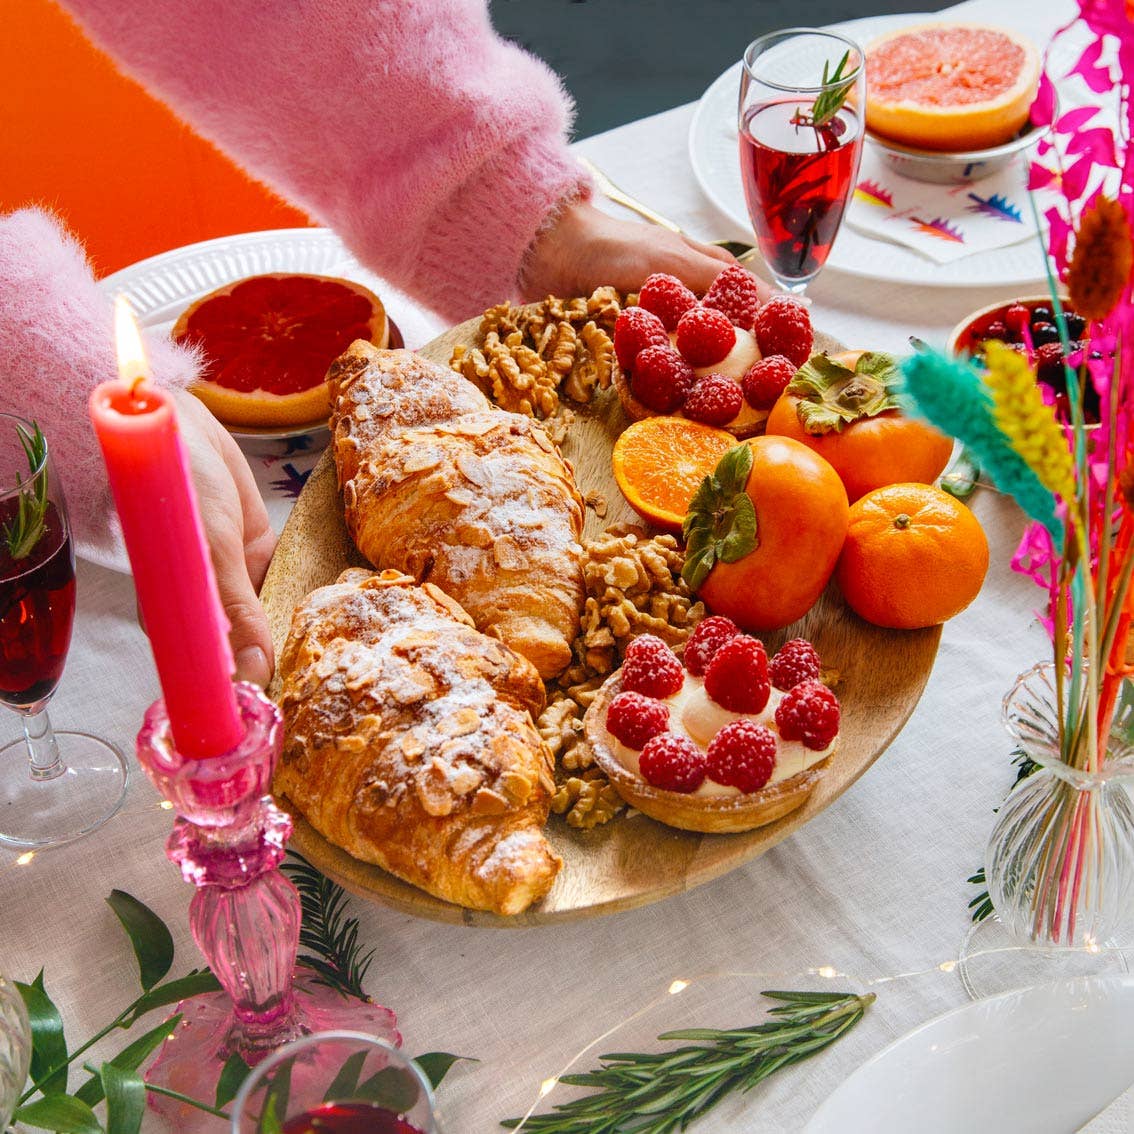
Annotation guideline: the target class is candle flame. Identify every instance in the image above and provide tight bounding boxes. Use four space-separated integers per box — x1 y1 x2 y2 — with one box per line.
114 295 149 393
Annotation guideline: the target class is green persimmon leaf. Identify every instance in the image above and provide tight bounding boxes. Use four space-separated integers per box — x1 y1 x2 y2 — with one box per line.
718 495 757 562
106 890 174 991
18 971 68 1095
13 1094 103 1134
100 1063 145 1134
714 444 753 498
680 543 716 592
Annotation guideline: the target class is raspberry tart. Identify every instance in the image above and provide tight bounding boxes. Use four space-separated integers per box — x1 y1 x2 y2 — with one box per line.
583 628 838 833
612 267 814 440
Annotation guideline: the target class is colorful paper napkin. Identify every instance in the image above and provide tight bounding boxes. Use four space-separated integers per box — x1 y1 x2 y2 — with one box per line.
846 145 1046 265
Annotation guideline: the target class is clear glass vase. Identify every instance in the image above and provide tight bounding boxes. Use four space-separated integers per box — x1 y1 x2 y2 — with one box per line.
960 663 1134 998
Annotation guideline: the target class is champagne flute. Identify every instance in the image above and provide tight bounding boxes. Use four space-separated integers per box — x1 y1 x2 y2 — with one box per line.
231 1032 441 1134
0 414 128 848
738 28 866 294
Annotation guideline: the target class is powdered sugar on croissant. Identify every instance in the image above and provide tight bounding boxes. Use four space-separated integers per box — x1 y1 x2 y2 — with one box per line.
329 345 585 679
277 568 561 916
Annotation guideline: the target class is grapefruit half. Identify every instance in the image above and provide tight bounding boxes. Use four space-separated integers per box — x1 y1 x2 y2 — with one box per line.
174 273 388 428
865 24 1041 152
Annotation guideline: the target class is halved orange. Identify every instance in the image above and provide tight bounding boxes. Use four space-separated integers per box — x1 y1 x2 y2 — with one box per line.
612 417 735 533
173 273 388 428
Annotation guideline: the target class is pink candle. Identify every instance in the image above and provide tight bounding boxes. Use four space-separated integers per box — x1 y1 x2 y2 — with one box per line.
89 299 243 760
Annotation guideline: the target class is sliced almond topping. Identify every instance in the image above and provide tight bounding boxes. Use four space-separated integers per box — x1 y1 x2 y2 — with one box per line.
494 535 529 571
471 788 510 815
403 448 442 474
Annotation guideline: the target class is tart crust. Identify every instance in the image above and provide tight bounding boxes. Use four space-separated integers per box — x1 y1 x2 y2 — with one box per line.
583 672 830 834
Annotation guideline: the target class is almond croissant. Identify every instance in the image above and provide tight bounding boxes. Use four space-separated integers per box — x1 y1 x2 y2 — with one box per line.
276 568 562 916
329 344 585 679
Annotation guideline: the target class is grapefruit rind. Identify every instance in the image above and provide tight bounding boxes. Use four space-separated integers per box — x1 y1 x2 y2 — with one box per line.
865 24 1041 153
174 273 388 429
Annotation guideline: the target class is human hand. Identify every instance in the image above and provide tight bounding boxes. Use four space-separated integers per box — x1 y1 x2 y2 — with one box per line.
521 199 774 301
171 390 277 687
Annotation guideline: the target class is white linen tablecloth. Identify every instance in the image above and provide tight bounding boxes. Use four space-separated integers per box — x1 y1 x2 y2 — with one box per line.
5 0 1132 1130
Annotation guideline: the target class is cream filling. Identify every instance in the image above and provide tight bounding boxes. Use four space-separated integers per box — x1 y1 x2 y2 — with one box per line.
608 675 834 798
671 328 766 432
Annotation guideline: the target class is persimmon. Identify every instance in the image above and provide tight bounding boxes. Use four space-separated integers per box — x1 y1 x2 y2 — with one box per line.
765 350 954 502
837 483 989 629
681 436 849 632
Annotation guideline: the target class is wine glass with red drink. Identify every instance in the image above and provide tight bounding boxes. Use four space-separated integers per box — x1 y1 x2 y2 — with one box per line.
231 1032 440 1134
0 414 128 848
739 28 866 294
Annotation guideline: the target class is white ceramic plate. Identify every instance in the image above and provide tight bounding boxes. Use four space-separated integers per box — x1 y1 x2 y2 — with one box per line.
687 13 1071 289
805 976 1134 1134
97 228 421 441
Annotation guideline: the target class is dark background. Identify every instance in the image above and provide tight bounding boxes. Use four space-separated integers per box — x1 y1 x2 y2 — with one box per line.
490 0 950 137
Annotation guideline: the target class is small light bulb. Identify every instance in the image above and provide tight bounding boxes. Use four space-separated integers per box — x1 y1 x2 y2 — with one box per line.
668 979 690 995
16 851 34 866
539 1077 558 1098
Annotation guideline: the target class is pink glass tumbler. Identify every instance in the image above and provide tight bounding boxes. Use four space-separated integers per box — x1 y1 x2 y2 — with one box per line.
136 681 398 1129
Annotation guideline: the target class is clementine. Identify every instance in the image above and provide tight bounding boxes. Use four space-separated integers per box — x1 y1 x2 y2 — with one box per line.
764 350 954 502
682 436 849 632
612 417 736 533
837 483 989 629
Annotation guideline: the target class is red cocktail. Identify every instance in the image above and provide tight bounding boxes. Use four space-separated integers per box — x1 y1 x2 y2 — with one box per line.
0 415 127 849
739 29 865 293
740 100 862 287
283 1101 424 1134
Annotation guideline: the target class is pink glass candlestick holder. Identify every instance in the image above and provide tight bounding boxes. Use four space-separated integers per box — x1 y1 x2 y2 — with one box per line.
136 681 398 1130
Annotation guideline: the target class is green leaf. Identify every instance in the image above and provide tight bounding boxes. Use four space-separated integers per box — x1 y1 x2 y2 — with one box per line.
259 1055 294 1134
717 495 756 563
215 1051 252 1110
354 1065 420 1113
18 972 69 1095
122 970 221 1024
100 1064 145 1134
13 1094 103 1134
106 891 175 992
323 1049 367 1102
74 1014 182 1107
413 1052 476 1090
713 444 753 499
680 543 716 592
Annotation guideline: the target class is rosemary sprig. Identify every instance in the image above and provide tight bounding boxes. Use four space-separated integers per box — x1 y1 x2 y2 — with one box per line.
282 851 374 1000
502 989 873 1132
793 51 854 130
4 421 48 560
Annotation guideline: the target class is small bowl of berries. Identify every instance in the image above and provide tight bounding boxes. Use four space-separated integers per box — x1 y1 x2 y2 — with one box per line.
582 621 839 834
611 267 817 439
947 295 1101 423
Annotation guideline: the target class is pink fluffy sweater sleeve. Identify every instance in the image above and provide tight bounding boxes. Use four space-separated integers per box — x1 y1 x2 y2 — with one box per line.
60 0 591 320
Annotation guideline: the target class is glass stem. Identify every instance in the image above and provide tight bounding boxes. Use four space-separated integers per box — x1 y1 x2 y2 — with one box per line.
24 706 64 781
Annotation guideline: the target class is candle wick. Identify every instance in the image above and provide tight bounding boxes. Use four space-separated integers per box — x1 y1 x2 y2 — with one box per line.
129 375 146 398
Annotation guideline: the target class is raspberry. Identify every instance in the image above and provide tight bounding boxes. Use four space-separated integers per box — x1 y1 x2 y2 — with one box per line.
753 296 813 369
682 374 743 426
985 319 1009 342
638 274 698 331
769 638 821 691
775 678 840 750
1004 303 1031 334
702 264 762 331
621 634 685 698
631 345 695 413
741 354 797 409
606 691 670 750
682 615 740 676
703 636 770 713
614 306 669 372
639 733 706 793
676 306 736 368
706 720 777 793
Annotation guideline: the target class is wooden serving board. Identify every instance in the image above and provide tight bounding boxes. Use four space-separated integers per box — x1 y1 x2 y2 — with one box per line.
260 318 941 926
